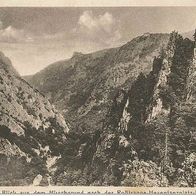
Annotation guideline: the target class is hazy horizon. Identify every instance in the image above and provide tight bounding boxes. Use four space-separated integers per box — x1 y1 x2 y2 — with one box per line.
0 7 196 75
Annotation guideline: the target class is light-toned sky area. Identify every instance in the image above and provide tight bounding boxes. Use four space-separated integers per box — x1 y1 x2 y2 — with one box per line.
0 7 196 75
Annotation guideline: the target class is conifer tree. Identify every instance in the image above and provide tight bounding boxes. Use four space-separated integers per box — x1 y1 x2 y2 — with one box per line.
193 29 196 42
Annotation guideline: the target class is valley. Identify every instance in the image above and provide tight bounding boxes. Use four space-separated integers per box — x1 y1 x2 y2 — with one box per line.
0 31 195 186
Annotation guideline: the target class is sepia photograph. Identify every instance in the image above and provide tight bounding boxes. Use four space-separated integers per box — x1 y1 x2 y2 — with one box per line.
0 0 195 193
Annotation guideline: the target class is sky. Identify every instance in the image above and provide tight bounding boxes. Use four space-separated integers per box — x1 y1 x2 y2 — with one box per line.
0 7 196 76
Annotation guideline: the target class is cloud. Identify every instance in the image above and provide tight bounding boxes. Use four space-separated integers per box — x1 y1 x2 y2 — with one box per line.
34 11 122 47
0 21 33 43
0 11 122 48
75 11 122 47
0 12 124 75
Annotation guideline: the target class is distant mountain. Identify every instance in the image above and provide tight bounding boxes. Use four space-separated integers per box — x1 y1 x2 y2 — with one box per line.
25 33 170 134
0 52 69 185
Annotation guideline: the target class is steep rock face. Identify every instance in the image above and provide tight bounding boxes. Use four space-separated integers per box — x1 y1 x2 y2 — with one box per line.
52 32 196 187
26 33 169 133
145 57 171 122
89 32 196 186
0 52 69 185
87 58 168 186
0 51 19 76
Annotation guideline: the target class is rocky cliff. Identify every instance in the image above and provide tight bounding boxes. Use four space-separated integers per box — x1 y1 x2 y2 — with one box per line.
51 32 196 187
0 52 69 185
89 32 196 187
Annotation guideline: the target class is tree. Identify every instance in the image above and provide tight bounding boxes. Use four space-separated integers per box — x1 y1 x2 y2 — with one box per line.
177 153 196 187
193 29 196 42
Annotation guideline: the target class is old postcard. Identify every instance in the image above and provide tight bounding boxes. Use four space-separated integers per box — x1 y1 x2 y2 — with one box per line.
0 0 195 194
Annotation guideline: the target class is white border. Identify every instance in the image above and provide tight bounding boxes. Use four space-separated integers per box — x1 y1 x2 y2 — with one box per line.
0 0 196 7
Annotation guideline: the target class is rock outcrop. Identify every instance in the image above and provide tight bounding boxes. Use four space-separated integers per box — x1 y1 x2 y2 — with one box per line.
0 52 69 185
88 31 196 187
51 32 196 187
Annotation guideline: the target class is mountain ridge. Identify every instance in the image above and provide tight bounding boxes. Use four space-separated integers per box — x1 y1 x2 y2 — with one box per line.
25 33 170 133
